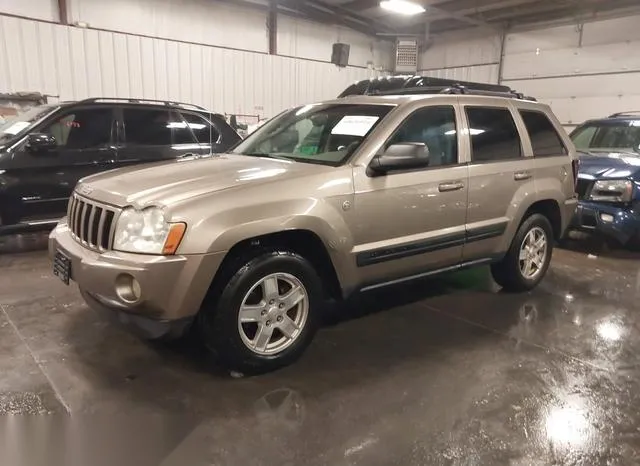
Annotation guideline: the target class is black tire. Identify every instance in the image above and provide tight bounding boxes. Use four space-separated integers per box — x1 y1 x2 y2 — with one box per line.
198 250 323 375
491 214 554 292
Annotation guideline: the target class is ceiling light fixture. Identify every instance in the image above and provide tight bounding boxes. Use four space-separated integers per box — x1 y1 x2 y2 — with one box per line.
380 0 426 16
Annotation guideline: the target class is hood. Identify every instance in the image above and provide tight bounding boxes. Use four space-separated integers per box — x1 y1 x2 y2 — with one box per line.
577 150 640 180
77 154 332 208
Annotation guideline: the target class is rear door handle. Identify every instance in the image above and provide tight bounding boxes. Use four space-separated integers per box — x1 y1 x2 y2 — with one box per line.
514 171 532 181
438 181 465 192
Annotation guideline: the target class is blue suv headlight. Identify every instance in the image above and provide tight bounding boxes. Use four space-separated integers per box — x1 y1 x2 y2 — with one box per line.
589 180 633 203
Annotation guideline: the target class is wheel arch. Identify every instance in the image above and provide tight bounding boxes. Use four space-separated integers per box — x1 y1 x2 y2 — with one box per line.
206 229 344 303
521 199 562 241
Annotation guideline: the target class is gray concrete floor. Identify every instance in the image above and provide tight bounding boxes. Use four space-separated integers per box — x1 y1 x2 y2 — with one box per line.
1 232 640 465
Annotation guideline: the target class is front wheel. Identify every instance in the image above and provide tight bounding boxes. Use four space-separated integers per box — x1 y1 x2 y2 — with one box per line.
198 250 323 375
491 214 554 292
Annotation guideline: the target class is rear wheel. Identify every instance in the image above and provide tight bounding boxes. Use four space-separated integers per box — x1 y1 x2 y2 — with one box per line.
198 250 323 375
491 214 553 292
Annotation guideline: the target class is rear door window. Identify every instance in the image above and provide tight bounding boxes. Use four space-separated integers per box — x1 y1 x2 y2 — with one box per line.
180 112 220 144
520 110 567 157
170 112 197 145
123 108 172 146
123 108 202 145
466 107 522 162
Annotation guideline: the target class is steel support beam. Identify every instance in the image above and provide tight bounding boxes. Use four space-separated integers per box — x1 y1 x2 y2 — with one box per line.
342 0 497 30
425 4 497 30
212 0 389 37
404 0 538 24
57 0 68 25
306 0 395 32
268 0 278 55
278 0 391 36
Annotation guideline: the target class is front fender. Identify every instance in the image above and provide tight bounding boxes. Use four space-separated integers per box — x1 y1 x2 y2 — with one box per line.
180 197 355 286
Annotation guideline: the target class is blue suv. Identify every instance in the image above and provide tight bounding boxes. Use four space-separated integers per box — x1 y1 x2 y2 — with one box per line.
569 112 640 246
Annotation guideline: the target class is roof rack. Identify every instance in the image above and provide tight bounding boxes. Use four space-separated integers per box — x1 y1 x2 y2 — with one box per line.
372 84 537 101
608 111 640 118
78 97 207 111
339 75 535 101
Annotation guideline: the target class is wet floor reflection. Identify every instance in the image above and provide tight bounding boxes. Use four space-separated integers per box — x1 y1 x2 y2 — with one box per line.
0 231 50 254
1 232 640 463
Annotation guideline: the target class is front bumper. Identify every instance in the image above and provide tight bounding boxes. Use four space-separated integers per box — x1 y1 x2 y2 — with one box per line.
569 201 640 244
49 220 226 338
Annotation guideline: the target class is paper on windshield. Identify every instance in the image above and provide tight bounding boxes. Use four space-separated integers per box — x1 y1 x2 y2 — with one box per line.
2 121 31 135
331 115 379 137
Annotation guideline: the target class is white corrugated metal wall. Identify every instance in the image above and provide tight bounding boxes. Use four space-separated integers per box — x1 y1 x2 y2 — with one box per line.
0 0 392 119
502 17 640 130
418 15 640 130
419 30 501 84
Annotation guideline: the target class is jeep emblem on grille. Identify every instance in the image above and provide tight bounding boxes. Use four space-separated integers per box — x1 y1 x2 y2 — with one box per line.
78 184 94 196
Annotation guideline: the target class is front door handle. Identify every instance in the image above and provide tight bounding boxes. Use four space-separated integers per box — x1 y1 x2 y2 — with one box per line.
438 181 465 192
514 171 532 181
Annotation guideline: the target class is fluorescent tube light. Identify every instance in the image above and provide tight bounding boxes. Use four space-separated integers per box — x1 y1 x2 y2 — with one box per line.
380 0 426 15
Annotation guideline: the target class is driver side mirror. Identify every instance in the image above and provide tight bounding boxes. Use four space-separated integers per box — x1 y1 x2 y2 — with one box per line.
368 143 430 176
26 133 56 152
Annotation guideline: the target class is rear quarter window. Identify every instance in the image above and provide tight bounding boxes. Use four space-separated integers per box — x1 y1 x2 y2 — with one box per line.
520 110 567 157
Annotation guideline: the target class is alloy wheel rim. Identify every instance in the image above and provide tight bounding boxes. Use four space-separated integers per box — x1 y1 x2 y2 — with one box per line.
237 272 309 355
519 226 548 280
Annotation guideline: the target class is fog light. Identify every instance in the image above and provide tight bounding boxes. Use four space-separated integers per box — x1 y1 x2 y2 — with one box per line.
115 274 142 303
600 213 614 223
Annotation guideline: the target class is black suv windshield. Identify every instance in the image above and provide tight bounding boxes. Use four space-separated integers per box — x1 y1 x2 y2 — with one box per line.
0 105 58 144
231 104 393 166
570 120 640 153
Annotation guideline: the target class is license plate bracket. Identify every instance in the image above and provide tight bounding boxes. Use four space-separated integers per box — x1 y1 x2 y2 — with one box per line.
53 251 71 285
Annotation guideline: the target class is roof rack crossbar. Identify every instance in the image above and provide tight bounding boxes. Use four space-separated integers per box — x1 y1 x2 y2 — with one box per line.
78 97 207 111
369 84 536 101
608 111 640 118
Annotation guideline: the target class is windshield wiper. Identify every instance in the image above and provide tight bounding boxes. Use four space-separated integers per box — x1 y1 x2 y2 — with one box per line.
241 153 292 161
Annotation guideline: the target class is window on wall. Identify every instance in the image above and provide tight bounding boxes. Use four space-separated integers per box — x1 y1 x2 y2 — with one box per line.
44 108 112 150
387 106 458 167
466 107 522 162
520 110 567 157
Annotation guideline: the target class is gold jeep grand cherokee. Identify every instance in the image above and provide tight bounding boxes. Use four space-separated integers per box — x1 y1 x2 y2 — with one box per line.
50 84 578 374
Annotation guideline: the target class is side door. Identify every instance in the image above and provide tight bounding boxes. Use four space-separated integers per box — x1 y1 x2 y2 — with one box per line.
352 103 469 288
114 106 204 169
8 106 116 222
462 102 535 262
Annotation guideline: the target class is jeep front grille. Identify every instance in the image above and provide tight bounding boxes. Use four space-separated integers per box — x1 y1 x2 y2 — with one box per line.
67 194 118 250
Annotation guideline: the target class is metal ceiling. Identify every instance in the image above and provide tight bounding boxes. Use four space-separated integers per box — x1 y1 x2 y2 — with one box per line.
271 0 640 36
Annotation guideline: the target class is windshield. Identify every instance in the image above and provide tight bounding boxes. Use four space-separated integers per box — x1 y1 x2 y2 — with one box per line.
231 104 394 166
0 105 58 144
570 120 640 153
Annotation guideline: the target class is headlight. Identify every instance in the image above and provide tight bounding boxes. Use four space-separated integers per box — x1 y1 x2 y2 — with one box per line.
589 179 634 203
113 207 186 255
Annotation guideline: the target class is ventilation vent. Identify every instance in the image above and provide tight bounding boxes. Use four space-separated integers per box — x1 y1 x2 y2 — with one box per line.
395 39 418 73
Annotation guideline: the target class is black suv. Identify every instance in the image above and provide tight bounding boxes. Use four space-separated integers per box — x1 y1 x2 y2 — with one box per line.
0 98 241 234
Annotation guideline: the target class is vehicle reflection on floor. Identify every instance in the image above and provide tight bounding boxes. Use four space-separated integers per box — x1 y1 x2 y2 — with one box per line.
0 231 50 255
